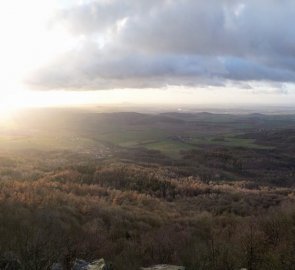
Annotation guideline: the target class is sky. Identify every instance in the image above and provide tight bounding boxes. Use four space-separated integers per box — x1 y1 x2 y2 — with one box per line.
0 0 295 112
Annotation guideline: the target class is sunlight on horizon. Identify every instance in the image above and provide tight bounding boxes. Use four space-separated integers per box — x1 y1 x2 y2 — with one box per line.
1 86 294 120
0 0 294 119
0 0 77 116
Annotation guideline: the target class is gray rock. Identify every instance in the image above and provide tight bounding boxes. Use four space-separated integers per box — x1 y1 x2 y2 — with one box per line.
72 258 112 270
51 262 63 270
87 258 111 270
72 259 89 270
141 265 185 270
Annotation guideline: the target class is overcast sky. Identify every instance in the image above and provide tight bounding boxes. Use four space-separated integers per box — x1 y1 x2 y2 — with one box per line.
1 0 295 106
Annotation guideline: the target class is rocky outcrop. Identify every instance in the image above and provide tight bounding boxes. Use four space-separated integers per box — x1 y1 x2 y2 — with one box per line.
86 259 111 270
141 265 185 270
72 259 89 270
51 263 63 270
50 258 112 270
51 259 184 270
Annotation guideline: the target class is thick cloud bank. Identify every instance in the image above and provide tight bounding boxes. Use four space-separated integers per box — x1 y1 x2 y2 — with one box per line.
27 0 295 90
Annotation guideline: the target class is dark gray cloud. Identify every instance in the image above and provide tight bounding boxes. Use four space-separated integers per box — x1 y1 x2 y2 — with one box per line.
27 0 295 90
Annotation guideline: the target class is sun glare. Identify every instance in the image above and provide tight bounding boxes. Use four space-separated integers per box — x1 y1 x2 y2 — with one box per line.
0 1 55 80
0 0 77 113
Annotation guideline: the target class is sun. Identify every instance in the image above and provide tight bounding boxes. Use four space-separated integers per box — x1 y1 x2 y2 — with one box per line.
0 0 80 113
0 87 24 121
0 1 72 85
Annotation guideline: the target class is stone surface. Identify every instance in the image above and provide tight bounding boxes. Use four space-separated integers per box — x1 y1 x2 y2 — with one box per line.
51 262 63 270
52 259 183 270
72 259 89 270
71 258 111 270
141 265 185 270
87 258 110 270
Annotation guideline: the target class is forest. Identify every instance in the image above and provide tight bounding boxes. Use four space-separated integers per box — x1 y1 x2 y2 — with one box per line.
0 109 294 270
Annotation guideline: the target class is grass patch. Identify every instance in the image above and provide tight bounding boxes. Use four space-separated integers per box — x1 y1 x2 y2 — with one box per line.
143 139 198 157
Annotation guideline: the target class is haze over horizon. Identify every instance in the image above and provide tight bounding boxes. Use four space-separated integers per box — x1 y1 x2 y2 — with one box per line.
1 0 295 111
1 3 295 268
